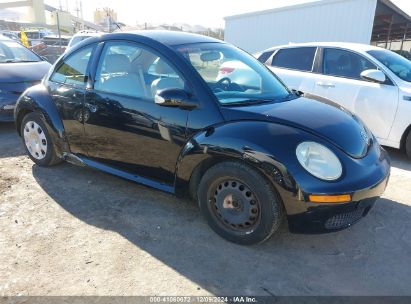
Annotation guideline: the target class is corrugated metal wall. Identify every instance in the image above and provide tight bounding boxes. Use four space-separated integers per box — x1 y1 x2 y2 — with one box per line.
224 0 378 53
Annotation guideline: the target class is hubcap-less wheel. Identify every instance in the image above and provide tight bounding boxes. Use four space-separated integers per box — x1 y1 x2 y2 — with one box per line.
23 121 47 160
198 161 283 245
210 179 260 231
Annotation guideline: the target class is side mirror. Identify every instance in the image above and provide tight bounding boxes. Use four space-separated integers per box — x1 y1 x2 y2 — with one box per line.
154 88 197 110
360 69 386 84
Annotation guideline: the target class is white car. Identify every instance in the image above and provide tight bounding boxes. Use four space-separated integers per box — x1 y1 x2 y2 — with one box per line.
241 42 411 159
67 31 103 50
216 60 261 88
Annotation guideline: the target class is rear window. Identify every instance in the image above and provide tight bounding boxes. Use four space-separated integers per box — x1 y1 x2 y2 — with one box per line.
271 47 316 72
257 50 275 64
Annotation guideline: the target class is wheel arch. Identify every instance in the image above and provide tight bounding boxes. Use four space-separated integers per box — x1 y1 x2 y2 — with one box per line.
16 108 33 135
15 84 69 158
400 124 411 151
174 122 300 213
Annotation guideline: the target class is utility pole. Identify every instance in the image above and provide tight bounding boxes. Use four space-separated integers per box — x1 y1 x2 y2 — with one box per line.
103 7 111 33
75 0 79 18
80 1 84 30
74 0 80 31
56 10 62 53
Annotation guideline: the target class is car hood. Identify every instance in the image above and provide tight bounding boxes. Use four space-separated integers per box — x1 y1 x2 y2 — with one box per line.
220 94 371 158
0 61 51 83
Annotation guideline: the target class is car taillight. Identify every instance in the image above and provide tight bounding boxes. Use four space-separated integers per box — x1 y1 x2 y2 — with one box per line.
219 67 235 74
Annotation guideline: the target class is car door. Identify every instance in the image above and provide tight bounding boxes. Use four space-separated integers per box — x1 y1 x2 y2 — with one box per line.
48 44 96 155
83 41 191 185
267 47 318 93
314 47 399 140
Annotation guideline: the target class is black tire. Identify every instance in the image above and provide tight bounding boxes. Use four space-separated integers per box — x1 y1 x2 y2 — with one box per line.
20 112 62 167
406 130 411 160
197 161 284 245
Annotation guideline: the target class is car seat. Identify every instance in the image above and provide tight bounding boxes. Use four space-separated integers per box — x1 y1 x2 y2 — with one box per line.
96 54 144 97
151 59 184 96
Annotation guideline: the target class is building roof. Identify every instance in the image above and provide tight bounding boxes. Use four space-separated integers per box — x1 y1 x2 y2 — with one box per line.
372 0 411 42
224 0 344 21
224 0 411 24
379 0 411 23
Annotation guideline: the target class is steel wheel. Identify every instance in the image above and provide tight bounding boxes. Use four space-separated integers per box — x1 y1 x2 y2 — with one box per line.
198 161 284 245
23 121 48 160
209 179 261 232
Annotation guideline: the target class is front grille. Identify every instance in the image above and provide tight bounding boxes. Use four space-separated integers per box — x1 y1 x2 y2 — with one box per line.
325 208 365 230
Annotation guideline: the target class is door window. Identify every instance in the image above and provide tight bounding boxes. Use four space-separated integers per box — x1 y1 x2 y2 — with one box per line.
271 47 316 72
94 42 185 99
323 48 377 80
50 45 93 86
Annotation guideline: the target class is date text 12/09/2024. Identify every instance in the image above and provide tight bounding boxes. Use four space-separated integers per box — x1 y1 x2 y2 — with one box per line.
149 296 257 303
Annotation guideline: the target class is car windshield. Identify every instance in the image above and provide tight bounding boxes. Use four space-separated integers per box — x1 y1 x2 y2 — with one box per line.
0 40 40 63
174 43 290 105
368 49 411 82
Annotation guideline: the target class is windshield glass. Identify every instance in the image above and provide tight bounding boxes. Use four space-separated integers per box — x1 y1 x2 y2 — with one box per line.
368 49 411 82
0 40 40 63
174 43 290 105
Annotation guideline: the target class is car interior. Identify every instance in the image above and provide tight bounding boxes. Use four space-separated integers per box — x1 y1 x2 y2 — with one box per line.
95 46 185 99
323 50 375 79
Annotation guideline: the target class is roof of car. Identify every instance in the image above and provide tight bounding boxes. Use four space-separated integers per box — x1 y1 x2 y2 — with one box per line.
105 30 223 46
72 31 103 37
43 34 72 39
261 42 384 53
0 34 12 41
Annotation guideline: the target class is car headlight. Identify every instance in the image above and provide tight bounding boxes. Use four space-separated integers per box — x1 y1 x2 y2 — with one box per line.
296 142 342 181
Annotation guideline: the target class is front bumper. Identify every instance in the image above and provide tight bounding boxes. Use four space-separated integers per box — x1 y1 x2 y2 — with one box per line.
287 172 389 233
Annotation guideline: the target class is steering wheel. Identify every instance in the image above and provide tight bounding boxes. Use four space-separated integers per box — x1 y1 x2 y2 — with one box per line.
216 77 232 91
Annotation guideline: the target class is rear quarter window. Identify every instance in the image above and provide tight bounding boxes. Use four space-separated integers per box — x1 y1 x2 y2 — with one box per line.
271 47 316 72
257 50 275 64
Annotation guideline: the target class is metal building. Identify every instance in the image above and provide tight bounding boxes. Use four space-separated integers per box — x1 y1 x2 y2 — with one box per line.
224 0 411 53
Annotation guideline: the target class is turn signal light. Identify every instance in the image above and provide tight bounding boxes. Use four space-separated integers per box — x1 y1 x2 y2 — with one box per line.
309 194 351 203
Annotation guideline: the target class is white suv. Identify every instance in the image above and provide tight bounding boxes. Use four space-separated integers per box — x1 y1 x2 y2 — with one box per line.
254 42 411 159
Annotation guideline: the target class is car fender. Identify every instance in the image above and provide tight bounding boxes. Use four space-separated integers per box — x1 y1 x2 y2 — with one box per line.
390 92 411 148
14 84 68 158
174 121 304 210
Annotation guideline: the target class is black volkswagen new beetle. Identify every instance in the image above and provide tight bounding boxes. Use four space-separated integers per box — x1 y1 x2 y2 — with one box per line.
14 31 390 245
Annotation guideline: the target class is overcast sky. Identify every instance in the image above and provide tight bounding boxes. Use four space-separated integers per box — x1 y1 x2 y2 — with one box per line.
5 0 411 28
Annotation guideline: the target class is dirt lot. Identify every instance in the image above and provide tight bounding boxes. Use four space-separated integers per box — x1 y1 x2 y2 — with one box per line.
0 121 410 296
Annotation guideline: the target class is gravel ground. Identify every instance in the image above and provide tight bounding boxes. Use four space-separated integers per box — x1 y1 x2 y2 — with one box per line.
0 121 410 296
